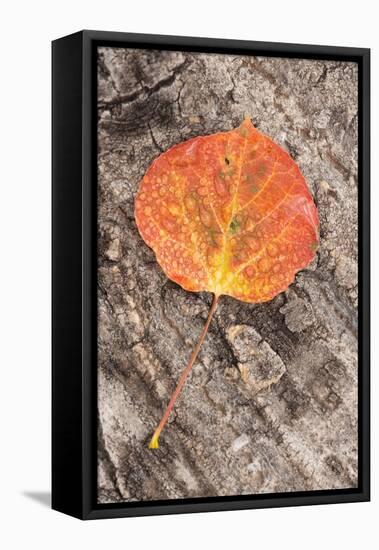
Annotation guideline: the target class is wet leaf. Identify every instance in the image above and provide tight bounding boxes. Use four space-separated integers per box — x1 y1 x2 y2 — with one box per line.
134 118 319 447
135 118 319 303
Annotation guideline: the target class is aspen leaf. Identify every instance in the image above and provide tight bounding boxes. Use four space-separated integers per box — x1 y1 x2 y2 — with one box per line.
135 118 319 448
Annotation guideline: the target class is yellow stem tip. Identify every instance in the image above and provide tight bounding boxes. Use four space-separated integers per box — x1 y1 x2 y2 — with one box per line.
148 435 160 449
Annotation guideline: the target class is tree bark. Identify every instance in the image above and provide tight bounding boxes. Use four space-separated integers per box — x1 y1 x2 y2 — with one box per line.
97 47 358 503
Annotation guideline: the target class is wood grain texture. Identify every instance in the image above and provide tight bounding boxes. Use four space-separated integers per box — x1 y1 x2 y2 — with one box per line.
97 47 358 503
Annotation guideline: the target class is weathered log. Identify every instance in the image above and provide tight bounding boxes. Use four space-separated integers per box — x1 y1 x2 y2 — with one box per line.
97 47 358 503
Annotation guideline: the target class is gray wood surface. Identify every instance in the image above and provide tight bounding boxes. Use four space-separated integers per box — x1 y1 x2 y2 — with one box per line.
97 47 358 503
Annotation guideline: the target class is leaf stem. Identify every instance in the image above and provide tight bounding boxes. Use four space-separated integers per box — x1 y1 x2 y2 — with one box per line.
148 293 220 449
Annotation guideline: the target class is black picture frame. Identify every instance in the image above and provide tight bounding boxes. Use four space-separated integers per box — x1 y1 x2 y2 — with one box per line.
52 30 370 520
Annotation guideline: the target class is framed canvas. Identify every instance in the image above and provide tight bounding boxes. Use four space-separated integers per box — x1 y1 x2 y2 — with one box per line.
52 30 370 520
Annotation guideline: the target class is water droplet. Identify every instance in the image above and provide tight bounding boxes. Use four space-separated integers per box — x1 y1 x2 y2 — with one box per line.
267 243 279 257
244 265 256 278
199 206 212 227
258 257 270 272
168 202 180 216
185 195 197 212
198 186 208 197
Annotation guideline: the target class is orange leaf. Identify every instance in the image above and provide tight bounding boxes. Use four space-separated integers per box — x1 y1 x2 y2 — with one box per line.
135 118 319 304
135 118 319 447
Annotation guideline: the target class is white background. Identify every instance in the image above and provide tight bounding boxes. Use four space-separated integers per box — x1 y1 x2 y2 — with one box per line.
0 1 376 548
